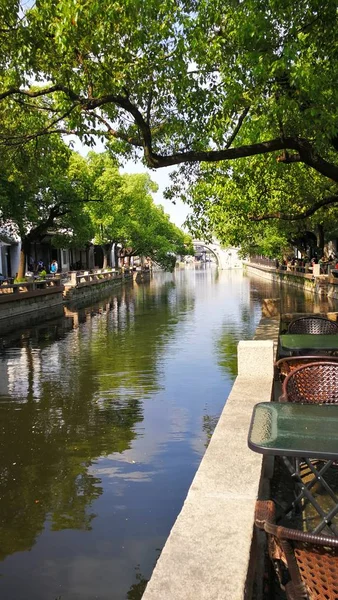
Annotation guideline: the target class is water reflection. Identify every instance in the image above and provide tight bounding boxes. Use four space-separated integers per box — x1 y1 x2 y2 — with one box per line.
0 269 327 600
0 282 194 573
248 272 338 315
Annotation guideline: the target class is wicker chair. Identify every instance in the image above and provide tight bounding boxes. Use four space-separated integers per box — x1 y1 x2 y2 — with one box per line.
276 356 338 382
287 316 338 335
255 500 338 600
279 361 338 404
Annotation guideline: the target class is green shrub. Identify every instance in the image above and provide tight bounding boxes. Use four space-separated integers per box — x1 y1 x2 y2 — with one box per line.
39 270 47 279
14 277 28 284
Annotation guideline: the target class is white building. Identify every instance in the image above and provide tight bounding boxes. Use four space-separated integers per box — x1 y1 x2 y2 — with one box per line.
0 229 21 278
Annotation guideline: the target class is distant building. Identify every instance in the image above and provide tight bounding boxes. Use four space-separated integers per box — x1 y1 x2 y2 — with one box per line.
0 227 20 278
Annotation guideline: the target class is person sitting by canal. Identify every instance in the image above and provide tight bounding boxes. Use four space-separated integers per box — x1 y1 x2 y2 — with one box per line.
37 259 44 272
50 259 58 275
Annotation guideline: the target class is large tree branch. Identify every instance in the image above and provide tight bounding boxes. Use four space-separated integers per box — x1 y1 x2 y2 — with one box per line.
147 137 301 167
87 96 338 182
2 85 338 182
249 194 338 221
147 138 338 183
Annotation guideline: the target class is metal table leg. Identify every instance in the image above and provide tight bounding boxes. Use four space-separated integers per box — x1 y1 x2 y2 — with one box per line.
282 456 338 535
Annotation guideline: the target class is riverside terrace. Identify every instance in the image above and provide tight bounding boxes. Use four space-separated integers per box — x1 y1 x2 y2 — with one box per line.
0 267 135 299
142 312 338 600
0 268 134 335
245 259 338 303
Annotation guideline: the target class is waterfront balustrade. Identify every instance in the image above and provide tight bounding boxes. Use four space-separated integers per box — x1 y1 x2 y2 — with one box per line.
0 277 62 295
0 268 132 296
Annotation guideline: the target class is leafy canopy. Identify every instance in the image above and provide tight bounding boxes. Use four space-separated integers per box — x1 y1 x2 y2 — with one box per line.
184 154 338 257
1 0 338 186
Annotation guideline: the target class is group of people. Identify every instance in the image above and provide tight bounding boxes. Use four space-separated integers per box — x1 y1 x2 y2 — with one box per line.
27 258 58 275
281 254 338 274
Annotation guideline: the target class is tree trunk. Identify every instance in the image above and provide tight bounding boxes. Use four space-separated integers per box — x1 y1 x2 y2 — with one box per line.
118 246 125 268
17 239 30 279
113 243 119 268
316 224 324 256
102 244 112 269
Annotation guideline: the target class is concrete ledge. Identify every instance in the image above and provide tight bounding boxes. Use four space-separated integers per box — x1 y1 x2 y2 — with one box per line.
143 340 274 600
238 340 275 379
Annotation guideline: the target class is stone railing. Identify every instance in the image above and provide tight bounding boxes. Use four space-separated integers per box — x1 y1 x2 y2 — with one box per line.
0 277 62 295
249 255 278 269
66 269 129 288
253 260 337 278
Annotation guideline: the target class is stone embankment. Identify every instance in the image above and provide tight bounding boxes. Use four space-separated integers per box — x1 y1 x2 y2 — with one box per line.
63 269 133 304
0 269 134 334
245 261 338 299
0 278 64 334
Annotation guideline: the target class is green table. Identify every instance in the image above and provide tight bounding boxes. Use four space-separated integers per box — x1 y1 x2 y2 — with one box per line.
248 402 338 459
248 402 338 534
280 333 338 353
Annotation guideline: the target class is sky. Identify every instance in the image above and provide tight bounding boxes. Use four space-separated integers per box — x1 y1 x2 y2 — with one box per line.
69 137 190 230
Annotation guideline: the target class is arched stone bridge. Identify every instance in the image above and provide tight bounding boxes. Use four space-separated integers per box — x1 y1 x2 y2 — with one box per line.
192 240 243 270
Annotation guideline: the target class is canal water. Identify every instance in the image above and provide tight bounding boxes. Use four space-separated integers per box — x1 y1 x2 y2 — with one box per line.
0 268 336 600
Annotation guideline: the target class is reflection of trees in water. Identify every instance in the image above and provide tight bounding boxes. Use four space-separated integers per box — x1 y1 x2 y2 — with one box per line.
126 566 148 600
215 331 238 379
202 414 219 448
216 275 338 382
215 313 258 380
0 382 139 561
248 275 338 315
126 553 161 600
0 278 195 562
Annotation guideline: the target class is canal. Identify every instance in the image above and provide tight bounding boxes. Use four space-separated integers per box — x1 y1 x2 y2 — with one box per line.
0 268 336 600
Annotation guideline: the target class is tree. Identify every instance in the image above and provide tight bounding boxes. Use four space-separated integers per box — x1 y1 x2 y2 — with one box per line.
83 152 125 268
83 153 192 270
0 139 94 278
1 0 338 204
84 157 161 269
116 174 193 270
184 153 338 258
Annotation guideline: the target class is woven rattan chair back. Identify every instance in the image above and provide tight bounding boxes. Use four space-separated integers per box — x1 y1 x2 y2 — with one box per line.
280 362 338 404
275 356 338 382
288 316 338 334
255 500 338 600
